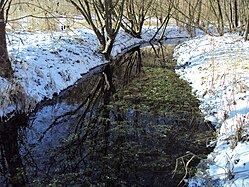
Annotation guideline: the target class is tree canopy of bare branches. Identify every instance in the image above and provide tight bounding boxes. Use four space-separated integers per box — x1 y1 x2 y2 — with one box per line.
68 0 125 60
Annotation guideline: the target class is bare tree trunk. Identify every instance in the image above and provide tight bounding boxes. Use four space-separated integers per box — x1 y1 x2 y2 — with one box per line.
0 9 13 78
244 18 249 41
217 0 224 35
229 0 234 29
196 0 202 24
234 0 238 28
159 14 171 40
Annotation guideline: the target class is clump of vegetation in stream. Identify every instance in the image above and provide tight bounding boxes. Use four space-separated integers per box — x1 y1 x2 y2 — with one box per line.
113 66 201 119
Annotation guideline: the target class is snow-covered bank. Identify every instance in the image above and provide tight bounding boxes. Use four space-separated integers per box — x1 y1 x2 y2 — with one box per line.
1 29 105 118
174 33 249 186
0 25 196 119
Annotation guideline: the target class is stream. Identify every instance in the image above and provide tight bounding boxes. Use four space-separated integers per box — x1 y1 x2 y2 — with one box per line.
0 42 214 187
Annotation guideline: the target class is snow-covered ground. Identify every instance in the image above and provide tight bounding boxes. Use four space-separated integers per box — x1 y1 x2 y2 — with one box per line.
174 33 249 186
2 22 248 186
0 25 192 119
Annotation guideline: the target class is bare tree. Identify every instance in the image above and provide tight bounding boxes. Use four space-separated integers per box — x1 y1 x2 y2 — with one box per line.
0 0 13 78
234 0 238 27
243 0 249 40
208 0 224 35
68 0 125 60
230 0 234 30
120 0 153 38
171 0 210 36
245 18 249 40
220 0 233 31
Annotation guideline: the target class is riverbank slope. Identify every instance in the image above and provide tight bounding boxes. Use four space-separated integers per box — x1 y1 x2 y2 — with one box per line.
174 33 249 186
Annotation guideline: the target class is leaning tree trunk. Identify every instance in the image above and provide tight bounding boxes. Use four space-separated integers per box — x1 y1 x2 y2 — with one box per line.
244 18 249 41
0 9 13 78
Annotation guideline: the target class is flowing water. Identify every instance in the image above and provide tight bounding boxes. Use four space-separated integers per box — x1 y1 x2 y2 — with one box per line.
0 43 214 187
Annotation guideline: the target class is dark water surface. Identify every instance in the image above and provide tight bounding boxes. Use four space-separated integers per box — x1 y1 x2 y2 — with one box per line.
0 43 214 187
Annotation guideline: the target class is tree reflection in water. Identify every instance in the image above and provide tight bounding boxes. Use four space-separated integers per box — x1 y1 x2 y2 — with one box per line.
0 114 28 186
0 44 214 187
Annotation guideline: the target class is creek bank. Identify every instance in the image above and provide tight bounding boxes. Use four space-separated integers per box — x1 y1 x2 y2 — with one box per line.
174 33 249 186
